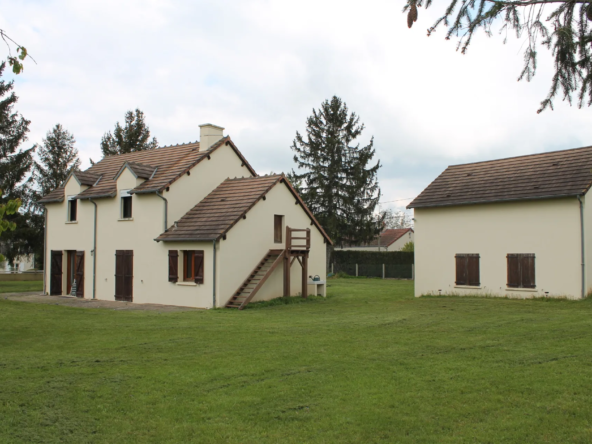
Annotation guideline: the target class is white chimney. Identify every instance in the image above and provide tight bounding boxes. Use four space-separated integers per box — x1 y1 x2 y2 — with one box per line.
199 123 225 151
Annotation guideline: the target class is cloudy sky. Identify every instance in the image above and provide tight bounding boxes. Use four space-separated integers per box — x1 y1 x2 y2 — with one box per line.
2 0 591 213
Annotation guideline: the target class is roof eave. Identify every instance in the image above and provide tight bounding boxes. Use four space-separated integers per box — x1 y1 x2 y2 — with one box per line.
407 193 582 209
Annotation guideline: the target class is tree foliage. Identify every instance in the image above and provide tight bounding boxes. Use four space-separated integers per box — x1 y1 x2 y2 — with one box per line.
404 0 592 112
381 208 413 229
290 96 382 247
0 192 20 238
400 241 414 252
35 124 80 197
0 29 35 75
0 62 35 201
101 109 158 156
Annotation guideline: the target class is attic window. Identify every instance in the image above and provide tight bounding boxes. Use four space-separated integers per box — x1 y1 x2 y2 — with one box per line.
120 190 132 219
67 196 77 222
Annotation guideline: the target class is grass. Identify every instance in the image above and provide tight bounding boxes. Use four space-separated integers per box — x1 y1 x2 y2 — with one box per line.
1 279 592 443
0 280 43 293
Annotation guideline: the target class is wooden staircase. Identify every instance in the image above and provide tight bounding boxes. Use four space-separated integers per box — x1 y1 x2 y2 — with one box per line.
225 249 286 310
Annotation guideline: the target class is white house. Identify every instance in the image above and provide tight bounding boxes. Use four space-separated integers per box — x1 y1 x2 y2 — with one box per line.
408 145 592 300
39 124 331 309
338 228 414 251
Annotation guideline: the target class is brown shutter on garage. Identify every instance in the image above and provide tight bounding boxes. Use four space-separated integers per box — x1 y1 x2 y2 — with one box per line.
455 255 467 285
467 254 480 286
521 254 536 288
75 251 85 297
507 254 520 288
168 250 178 282
194 250 204 284
50 251 63 295
124 250 133 301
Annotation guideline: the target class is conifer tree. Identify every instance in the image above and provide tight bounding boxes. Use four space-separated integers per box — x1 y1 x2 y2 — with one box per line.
35 124 80 196
0 61 40 267
290 96 381 248
0 62 35 201
101 109 158 156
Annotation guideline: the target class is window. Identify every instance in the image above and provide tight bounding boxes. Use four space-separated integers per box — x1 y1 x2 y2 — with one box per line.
182 250 204 284
507 254 535 288
68 197 77 222
120 190 132 219
455 254 480 286
274 215 284 243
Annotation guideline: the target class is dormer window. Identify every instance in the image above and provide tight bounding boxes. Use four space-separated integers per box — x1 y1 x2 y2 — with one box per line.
68 196 77 222
121 190 132 219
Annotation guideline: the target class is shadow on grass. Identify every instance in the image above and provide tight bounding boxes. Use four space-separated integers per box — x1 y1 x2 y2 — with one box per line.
243 295 327 310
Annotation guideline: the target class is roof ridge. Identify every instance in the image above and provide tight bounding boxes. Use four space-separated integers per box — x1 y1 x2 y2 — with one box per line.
448 144 592 168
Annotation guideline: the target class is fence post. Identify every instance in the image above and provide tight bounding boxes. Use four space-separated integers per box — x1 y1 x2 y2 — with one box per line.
412 264 415 280
331 263 334 274
382 264 385 279
355 264 358 277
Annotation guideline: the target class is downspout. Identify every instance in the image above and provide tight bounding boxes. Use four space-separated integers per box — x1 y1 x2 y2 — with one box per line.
212 239 217 308
43 208 47 295
156 192 168 232
578 195 585 299
90 199 98 300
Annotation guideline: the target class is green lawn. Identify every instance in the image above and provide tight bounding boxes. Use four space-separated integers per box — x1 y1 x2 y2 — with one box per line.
1 279 592 443
0 280 43 293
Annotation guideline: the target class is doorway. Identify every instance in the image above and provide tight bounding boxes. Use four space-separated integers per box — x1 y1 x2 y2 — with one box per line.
115 250 133 302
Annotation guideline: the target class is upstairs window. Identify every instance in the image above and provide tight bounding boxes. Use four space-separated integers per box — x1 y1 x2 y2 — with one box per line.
274 215 284 243
68 197 77 222
120 190 132 219
455 254 480 286
507 254 535 288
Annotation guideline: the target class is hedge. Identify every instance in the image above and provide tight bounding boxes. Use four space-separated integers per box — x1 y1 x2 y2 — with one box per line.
332 250 414 265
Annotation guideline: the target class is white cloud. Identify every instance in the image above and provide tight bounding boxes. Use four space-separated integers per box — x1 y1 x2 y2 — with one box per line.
1 0 591 210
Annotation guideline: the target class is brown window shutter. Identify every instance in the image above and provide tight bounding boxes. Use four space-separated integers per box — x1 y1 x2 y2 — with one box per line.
274 215 283 243
50 251 63 295
455 255 467 285
507 254 520 288
75 251 85 297
194 250 204 284
168 250 178 283
115 250 125 299
467 254 480 286
521 254 536 288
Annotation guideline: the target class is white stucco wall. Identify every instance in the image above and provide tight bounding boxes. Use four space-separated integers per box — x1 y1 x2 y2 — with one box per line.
216 181 327 306
44 142 250 308
414 198 583 299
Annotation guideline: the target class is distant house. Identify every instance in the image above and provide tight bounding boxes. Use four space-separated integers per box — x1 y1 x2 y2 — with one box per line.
408 146 592 300
39 124 331 309
338 228 414 252
0 253 35 273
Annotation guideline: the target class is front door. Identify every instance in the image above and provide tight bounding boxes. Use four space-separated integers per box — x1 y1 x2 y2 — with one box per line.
75 251 85 298
66 251 76 295
50 251 63 295
115 250 133 302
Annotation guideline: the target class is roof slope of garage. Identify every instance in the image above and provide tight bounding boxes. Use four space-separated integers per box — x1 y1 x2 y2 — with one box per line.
408 145 592 209
156 174 332 244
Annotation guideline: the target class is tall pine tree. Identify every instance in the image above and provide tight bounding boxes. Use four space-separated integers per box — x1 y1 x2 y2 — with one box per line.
290 96 381 248
0 61 35 201
35 124 80 196
0 61 40 268
101 108 158 156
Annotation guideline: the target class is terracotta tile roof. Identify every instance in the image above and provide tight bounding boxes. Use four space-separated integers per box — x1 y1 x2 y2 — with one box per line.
74 171 100 186
408 145 592 209
366 228 413 247
125 161 157 179
38 187 65 203
156 174 332 244
39 137 257 203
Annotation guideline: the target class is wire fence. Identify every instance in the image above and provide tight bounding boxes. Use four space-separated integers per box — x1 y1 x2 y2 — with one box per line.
332 263 413 279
